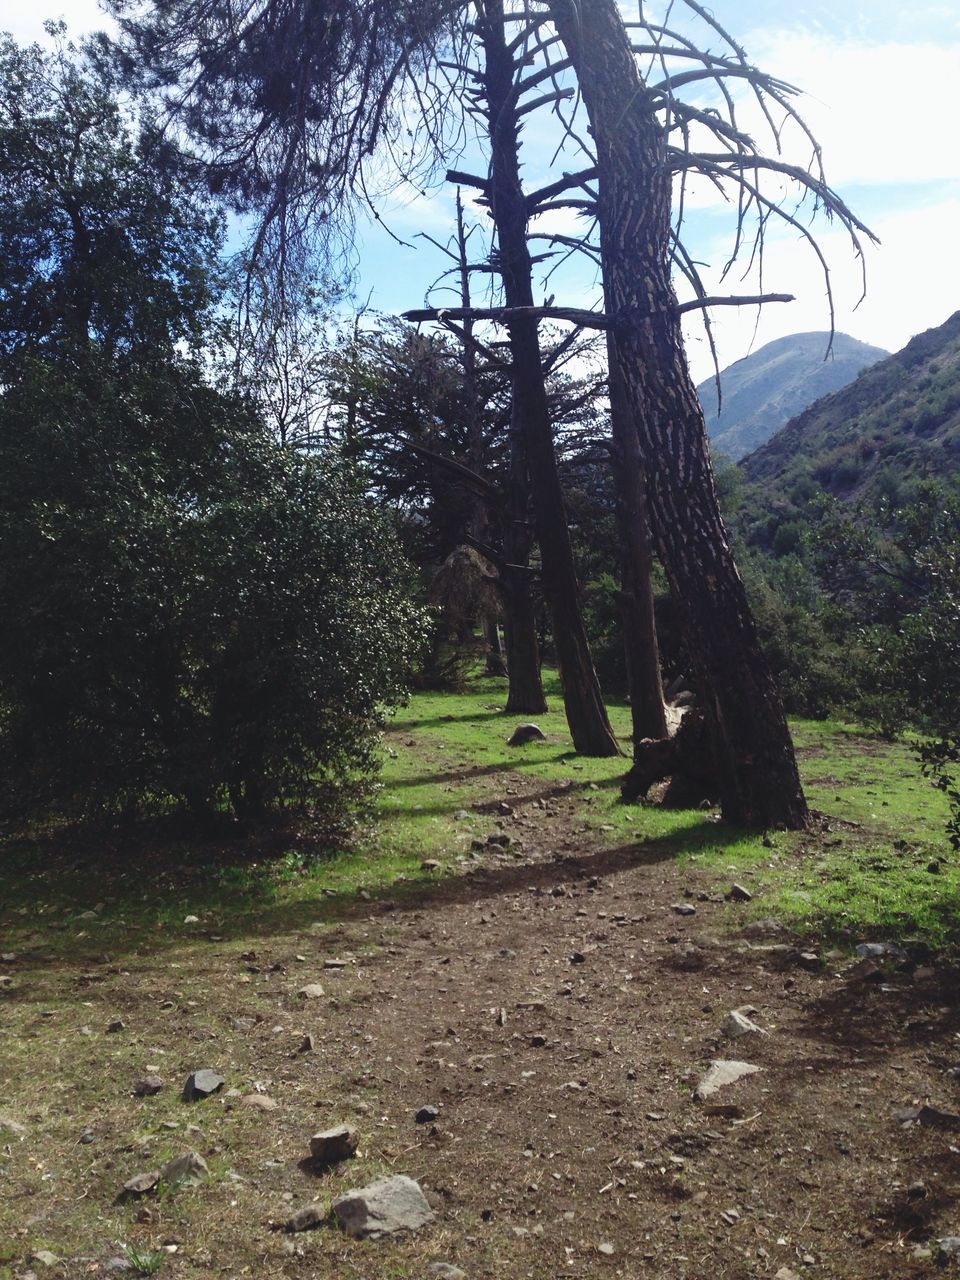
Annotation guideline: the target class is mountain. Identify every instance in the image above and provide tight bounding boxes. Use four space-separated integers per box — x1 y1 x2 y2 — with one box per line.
699 331 889 460
740 312 960 504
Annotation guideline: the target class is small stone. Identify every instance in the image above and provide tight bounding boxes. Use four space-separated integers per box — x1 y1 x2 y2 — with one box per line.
421 860 441 871
241 1093 277 1111
183 915 200 924
798 951 821 970
161 1150 209 1186
415 1105 439 1124
31 1251 60 1268
672 903 697 916
507 723 547 746
720 1010 763 1039
597 1241 615 1256
182 1069 225 1101
855 941 908 960
938 1238 960 1259
774 1269 801 1280
310 1124 360 1165
426 1265 466 1280
120 1169 161 1198
486 833 511 847
323 958 348 969
103 1258 133 1274
134 1075 163 1097
297 1033 315 1053
726 883 752 902
332 1174 434 1239
453 810 471 821
695 1060 762 1101
298 983 326 999
107 1018 125 1033
530 1034 547 1048
285 1203 325 1233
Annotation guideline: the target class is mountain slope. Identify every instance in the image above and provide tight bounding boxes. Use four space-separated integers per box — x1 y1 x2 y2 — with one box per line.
700 331 889 460
740 311 960 504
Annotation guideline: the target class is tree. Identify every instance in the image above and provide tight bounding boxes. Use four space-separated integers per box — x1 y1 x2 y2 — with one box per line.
0 35 427 826
109 0 873 820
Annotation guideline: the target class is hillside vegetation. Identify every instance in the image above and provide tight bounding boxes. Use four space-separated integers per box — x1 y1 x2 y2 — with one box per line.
740 311 960 510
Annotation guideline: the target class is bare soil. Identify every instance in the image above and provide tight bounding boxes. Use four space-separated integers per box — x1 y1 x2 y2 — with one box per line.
1 730 959 1279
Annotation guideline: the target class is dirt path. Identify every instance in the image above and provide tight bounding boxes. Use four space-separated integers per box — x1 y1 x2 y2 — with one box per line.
1 740 959 1279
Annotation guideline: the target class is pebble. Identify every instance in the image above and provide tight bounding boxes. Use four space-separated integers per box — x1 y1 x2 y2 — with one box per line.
416 1105 440 1124
720 1010 763 1039
182 1069 225 1101
695 1060 762 1101
297 983 326 999
672 903 697 916
727 883 753 902
285 1203 325 1232
134 1076 164 1097
310 1124 360 1165
240 1093 277 1111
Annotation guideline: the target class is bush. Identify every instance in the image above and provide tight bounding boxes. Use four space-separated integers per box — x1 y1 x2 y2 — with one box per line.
0 357 427 826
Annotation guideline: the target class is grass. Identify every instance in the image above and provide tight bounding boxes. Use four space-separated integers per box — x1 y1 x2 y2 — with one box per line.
0 672 956 962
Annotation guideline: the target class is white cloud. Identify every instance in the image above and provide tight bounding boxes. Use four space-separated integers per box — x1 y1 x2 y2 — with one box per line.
2 1 114 45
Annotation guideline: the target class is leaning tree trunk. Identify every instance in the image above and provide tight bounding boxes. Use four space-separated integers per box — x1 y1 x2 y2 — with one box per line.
480 0 620 756
550 0 807 825
483 612 508 676
607 334 668 745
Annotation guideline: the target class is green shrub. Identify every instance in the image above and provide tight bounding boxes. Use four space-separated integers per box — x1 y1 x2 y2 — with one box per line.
0 357 427 826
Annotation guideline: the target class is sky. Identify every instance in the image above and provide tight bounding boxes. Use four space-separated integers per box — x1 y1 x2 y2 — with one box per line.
6 0 960 383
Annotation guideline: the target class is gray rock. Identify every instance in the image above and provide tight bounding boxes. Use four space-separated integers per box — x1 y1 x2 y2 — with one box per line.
240 1093 277 1111
726 883 753 902
332 1174 435 1239
507 723 547 746
134 1075 163 1097
119 1169 161 1199
310 1124 360 1164
855 941 908 960
103 1257 133 1274
285 1203 325 1232
938 1238 960 1259
741 918 792 938
426 1265 466 1280
672 903 697 916
182 1069 224 1101
31 1251 59 1269
415 1105 439 1124
720 1010 763 1039
695 1059 762 1101
161 1150 209 1187
297 983 326 999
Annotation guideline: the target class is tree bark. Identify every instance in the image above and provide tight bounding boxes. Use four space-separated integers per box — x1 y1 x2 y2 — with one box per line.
479 0 620 756
483 611 508 676
550 0 808 825
502 401 548 713
607 333 668 745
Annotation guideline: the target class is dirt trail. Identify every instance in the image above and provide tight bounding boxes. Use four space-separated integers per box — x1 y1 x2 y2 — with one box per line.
1 751 959 1279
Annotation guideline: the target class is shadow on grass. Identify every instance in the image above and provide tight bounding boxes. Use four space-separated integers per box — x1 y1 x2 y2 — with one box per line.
387 753 624 790
0 811 732 968
388 708 508 732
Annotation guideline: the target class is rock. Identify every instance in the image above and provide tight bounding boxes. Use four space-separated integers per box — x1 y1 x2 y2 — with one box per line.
107 1018 125 1033
453 810 471 821
421 860 441 871
530 1034 547 1048
415 1105 439 1124
285 1203 325 1232
120 1169 161 1199
426 1265 466 1280
507 723 547 746
798 951 822 971
671 903 697 916
310 1124 360 1165
182 1069 225 1101
938 1238 960 1259
323 957 347 970
695 1060 762 1101
134 1075 163 1097
726 883 752 902
0 1114 28 1138
597 1242 615 1256
103 1257 133 1273
183 915 200 924
297 983 326 999
161 1150 209 1186
918 1105 960 1131
774 1270 801 1280
31 1251 59 1268
240 1093 277 1111
741 918 791 939
332 1174 434 1239
296 1034 315 1054
720 1010 763 1039
486 833 511 847
855 941 908 960
847 958 883 982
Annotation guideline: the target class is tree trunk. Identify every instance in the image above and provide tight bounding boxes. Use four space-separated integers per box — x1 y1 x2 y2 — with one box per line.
483 611 507 676
479 0 620 756
607 333 668 745
502 403 548 713
550 0 807 825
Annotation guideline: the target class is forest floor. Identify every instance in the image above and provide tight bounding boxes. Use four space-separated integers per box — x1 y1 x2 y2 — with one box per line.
1 676 959 1280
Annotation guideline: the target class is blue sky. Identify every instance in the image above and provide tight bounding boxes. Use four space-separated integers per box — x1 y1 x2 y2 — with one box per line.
7 0 960 381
